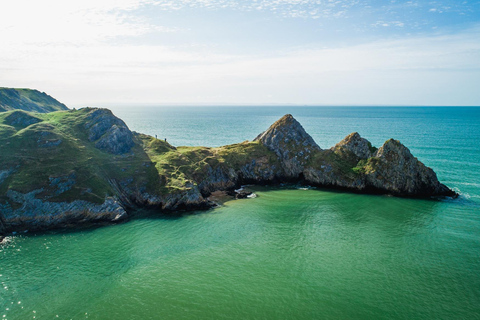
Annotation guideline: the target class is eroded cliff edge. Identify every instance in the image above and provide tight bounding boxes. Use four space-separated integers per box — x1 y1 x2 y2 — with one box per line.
0 109 457 236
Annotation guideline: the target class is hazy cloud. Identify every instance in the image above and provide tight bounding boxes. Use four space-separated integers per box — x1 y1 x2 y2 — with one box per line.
1 0 479 105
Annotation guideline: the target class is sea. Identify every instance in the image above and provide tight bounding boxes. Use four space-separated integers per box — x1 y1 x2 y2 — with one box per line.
1 106 479 319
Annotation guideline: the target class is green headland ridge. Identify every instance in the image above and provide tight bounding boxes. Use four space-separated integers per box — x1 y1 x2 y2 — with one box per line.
0 89 457 236
0 87 68 113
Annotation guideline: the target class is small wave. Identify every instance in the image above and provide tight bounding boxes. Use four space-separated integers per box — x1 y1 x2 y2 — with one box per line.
296 185 316 190
453 182 480 187
247 193 257 199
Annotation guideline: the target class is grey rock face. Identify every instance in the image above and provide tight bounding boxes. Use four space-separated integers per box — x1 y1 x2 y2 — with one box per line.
49 172 76 195
303 166 366 190
198 158 280 194
365 139 453 196
95 125 134 154
125 183 210 211
85 108 134 154
0 189 127 232
333 132 373 160
254 114 320 177
0 168 14 186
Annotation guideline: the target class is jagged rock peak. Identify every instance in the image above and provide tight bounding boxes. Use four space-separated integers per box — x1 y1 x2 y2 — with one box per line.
375 139 410 159
365 138 456 197
254 114 320 177
333 132 375 160
254 114 320 152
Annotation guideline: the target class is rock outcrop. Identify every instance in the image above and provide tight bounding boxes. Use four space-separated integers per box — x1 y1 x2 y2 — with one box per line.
363 139 455 197
0 190 126 232
332 132 375 160
84 108 134 154
254 114 320 177
0 109 457 236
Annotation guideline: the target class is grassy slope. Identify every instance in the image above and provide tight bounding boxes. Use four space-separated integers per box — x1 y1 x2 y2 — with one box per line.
0 109 158 206
138 134 279 194
0 88 69 113
0 109 279 209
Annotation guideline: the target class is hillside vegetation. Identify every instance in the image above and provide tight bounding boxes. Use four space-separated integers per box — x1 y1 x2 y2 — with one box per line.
0 88 69 113
0 107 456 235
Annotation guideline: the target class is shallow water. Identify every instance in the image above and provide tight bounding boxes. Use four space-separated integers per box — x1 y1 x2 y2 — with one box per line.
1 106 479 319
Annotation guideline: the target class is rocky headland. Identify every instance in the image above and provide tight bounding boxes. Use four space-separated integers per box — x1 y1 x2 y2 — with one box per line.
0 91 457 237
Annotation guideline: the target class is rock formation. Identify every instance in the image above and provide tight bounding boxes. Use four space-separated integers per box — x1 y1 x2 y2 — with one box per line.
0 107 457 236
332 132 375 160
254 114 320 177
363 139 453 196
85 108 134 154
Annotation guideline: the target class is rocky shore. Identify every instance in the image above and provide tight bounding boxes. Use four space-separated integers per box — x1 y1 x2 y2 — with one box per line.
0 108 457 236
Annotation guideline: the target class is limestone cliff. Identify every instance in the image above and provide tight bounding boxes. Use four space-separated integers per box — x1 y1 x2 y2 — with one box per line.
332 132 375 160
254 114 320 177
0 109 457 236
363 139 454 196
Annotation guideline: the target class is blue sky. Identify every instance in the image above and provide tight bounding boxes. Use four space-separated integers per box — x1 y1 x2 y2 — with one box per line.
1 0 479 106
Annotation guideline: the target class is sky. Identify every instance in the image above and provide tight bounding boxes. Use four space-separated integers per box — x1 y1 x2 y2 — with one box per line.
1 0 479 106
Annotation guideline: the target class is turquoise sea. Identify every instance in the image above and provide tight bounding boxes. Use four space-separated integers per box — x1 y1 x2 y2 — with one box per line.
1 107 480 319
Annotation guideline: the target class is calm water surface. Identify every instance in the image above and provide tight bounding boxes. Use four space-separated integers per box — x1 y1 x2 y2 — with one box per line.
1 107 479 319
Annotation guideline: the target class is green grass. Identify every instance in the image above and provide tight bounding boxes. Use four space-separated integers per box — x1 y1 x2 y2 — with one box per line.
0 107 372 207
352 158 381 175
309 148 364 179
0 109 158 205
138 135 279 194
0 88 68 113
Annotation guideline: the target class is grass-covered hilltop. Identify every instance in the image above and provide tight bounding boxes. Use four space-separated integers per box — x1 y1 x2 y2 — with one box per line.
0 89 457 236
0 87 68 113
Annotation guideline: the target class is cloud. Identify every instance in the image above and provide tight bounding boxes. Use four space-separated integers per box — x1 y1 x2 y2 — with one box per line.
150 0 361 18
0 0 160 45
1 1 479 106
3 24 478 106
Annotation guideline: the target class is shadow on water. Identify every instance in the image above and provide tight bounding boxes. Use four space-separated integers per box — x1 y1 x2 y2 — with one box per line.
245 185 445 233
1 183 464 242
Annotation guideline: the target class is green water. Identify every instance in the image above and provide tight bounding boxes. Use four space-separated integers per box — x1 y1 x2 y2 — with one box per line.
1 188 479 319
1 107 480 319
